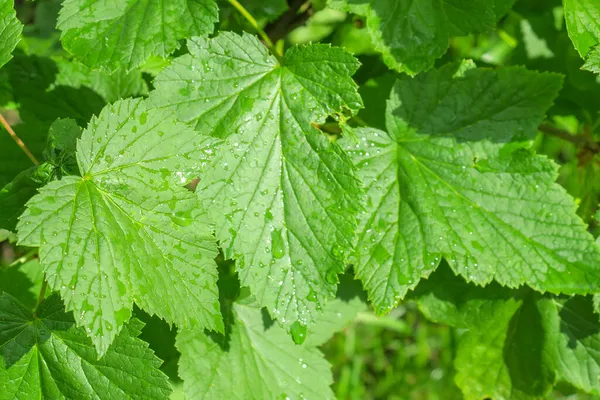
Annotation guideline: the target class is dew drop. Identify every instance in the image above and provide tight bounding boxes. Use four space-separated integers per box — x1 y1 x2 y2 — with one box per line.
290 320 307 344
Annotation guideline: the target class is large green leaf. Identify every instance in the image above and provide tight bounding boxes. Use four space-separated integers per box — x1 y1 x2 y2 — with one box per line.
149 32 363 330
17 98 223 355
0 293 171 399
328 0 515 74
344 63 600 314
177 301 335 400
416 267 600 398
564 0 600 59
454 293 555 399
0 0 22 68
57 0 218 72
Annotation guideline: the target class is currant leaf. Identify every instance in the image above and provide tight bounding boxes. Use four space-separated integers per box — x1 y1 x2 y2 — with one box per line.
57 0 219 72
149 32 363 329
564 0 600 59
17 98 223 355
328 0 514 74
417 267 600 398
0 293 171 400
53 59 148 102
345 63 600 313
177 301 335 400
0 0 22 69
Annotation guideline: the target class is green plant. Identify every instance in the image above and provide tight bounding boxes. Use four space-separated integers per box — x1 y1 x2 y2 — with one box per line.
2 0 600 399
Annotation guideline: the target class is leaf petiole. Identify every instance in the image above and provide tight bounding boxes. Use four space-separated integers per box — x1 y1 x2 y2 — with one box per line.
33 273 47 318
227 0 282 58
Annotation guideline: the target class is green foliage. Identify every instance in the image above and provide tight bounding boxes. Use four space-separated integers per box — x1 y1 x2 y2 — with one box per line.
57 0 218 72
0 293 171 399
328 0 515 74
0 0 22 68
2 0 600 399
150 32 363 331
17 98 223 355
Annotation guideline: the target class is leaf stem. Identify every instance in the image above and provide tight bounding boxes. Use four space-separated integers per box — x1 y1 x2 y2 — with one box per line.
33 273 47 318
0 112 39 165
228 0 281 57
8 249 38 267
538 123 600 152
265 0 314 43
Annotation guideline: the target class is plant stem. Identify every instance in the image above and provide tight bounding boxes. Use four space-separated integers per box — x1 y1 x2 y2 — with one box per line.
0 112 39 165
265 0 313 43
8 249 38 267
228 0 280 56
33 273 48 318
538 123 600 152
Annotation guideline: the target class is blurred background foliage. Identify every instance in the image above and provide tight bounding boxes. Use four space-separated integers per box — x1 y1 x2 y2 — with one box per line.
2 0 600 399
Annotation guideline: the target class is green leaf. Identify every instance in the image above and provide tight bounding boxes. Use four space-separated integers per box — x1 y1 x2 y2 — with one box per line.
0 0 23 68
583 45 600 74
243 0 288 22
328 0 513 74
149 32 363 329
416 267 600 397
542 295 600 395
413 263 514 329
0 163 54 231
0 263 40 309
0 119 81 232
0 293 171 399
177 302 335 400
564 0 600 59
455 293 555 399
344 64 600 314
17 98 223 355
43 118 82 177
57 0 219 72
304 296 366 347
53 59 148 103
9 54 106 128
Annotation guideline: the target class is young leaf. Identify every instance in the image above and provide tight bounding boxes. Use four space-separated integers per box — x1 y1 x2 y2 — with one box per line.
17 98 223 355
344 63 600 314
43 118 82 176
0 119 82 232
149 32 363 329
328 0 514 74
564 0 600 59
0 0 23 68
0 293 171 399
57 0 219 72
177 302 335 400
0 163 54 231
583 45 600 74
